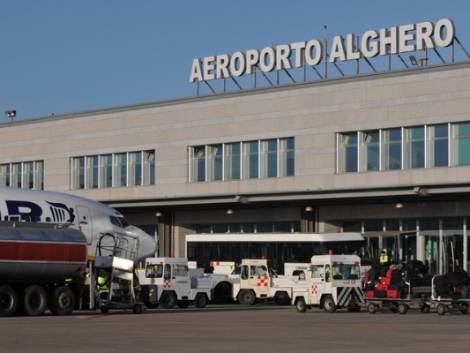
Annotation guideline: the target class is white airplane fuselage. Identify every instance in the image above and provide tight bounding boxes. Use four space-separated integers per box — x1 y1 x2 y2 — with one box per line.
0 188 156 261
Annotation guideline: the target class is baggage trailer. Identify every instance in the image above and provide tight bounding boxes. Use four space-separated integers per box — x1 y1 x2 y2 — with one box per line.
0 222 87 317
429 275 470 315
365 285 431 314
292 255 364 313
136 257 212 309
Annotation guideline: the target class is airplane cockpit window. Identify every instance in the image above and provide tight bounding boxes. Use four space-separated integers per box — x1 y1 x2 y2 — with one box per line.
109 216 131 228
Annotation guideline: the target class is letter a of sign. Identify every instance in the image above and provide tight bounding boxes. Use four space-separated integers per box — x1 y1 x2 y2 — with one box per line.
189 59 203 82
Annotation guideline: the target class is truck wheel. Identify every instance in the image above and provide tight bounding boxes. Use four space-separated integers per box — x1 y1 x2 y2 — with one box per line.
274 291 290 306
322 295 336 313
177 300 189 308
397 303 408 315
160 292 176 309
194 293 208 308
238 290 256 305
50 287 75 315
23 285 48 316
295 298 307 313
0 285 18 317
437 303 447 316
367 303 377 314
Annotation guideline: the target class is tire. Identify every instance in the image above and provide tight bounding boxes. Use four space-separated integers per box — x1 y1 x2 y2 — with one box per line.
295 298 307 313
460 304 469 315
397 303 408 315
238 290 256 306
177 300 189 308
133 304 144 314
50 286 75 316
160 292 176 309
367 303 377 314
322 295 336 313
0 285 18 317
437 303 447 316
273 291 290 306
194 293 208 308
23 285 48 316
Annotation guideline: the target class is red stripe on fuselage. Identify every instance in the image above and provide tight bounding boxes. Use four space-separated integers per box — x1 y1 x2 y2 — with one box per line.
0 241 87 263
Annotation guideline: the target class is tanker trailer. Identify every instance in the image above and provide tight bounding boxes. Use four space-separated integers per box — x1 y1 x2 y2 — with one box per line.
0 222 88 316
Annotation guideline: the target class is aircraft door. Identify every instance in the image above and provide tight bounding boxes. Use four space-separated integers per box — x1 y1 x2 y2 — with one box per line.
77 205 93 244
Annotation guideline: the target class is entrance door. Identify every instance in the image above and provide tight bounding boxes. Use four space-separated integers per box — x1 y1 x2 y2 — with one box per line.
76 205 93 244
401 233 417 262
382 235 399 263
424 234 439 274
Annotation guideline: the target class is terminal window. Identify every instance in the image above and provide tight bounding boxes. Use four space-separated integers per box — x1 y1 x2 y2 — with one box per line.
190 137 294 182
337 121 470 174
71 150 155 190
0 160 44 190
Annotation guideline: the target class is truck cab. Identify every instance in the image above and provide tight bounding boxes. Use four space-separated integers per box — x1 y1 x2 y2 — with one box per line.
136 257 211 309
292 255 365 313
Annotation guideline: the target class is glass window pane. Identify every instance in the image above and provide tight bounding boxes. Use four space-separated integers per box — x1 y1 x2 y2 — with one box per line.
143 150 155 185
99 154 113 188
339 133 357 172
191 146 205 182
10 163 21 188
224 143 240 180
243 141 258 179
279 137 295 177
128 151 142 186
208 144 223 181
34 161 44 190
383 128 402 170
428 124 448 168
361 131 379 171
455 122 470 166
86 156 99 189
0 164 10 187
114 153 127 187
406 127 424 169
261 139 278 178
72 157 85 189
21 162 34 189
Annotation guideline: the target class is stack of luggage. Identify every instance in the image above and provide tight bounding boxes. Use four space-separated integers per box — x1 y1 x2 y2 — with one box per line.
434 269 470 299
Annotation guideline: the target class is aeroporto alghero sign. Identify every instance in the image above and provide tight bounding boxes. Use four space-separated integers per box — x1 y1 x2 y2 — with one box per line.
189 18 455 83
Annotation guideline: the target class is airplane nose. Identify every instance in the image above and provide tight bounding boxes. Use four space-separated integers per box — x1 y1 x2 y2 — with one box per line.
124 225 157 260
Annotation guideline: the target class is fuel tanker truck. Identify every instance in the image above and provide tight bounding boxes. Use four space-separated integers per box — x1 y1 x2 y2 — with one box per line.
0 222 88 317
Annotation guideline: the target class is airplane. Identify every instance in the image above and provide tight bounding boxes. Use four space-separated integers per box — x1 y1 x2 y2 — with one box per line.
0 187 157 262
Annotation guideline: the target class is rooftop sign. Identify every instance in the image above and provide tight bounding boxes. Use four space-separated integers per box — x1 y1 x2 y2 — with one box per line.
189 18 455 83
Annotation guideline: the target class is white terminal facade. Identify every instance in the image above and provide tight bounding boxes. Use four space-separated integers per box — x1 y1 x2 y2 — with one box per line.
2 18 470 274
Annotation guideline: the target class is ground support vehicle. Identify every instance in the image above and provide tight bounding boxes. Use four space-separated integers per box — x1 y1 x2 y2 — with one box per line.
365 284 431 315
0 222 87 317
232 259 301 305
136 257 211 309
94 255 144 314
292 255 364 313
429 275 470 315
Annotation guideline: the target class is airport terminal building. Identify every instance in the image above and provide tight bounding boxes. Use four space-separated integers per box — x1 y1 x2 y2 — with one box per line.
2 20 470 274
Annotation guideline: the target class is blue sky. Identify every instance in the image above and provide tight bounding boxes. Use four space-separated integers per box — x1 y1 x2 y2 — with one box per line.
1 0 469 120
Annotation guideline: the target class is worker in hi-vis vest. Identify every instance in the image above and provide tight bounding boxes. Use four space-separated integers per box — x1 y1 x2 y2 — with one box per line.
97 270 110 300
379 250 389 266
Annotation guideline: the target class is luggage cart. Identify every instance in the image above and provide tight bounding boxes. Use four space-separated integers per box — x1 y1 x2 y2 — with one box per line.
429 276 470 315
365 282 431 315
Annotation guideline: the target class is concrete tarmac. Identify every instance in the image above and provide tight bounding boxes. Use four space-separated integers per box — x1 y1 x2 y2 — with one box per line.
0 305 468 353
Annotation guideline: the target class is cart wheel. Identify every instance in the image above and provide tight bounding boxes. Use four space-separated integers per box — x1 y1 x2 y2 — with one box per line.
133 304 144 314
460 304 468 315
100 306 109 314
397 303 408 315
437 303 447 316
295 298 307 313
367 303 377 314
420 305 430 313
